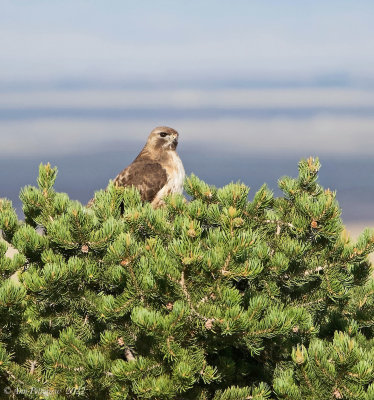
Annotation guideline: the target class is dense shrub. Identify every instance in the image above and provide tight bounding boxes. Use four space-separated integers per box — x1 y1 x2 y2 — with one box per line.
0 158 373 399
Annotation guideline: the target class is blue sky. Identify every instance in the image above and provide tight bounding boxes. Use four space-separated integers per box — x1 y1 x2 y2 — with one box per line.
0 1 373 158
1 1 374 223
1 0 374 85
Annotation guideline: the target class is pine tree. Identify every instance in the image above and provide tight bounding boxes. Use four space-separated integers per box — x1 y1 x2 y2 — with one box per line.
0 158 373 399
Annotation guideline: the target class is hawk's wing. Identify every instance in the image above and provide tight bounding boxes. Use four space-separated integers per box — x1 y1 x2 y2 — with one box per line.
114 161 168 202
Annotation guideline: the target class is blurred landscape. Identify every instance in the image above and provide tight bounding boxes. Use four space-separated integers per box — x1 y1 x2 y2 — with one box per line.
0 1 373 229
1 81 373 225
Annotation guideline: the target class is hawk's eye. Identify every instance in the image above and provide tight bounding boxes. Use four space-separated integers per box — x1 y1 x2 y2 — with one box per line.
159 132 167 137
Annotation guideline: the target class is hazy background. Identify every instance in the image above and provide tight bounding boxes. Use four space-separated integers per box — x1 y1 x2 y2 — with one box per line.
0 0 373 225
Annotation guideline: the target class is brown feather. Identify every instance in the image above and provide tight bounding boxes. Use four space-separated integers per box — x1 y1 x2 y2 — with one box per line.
114 161 168 202
87 126 184 209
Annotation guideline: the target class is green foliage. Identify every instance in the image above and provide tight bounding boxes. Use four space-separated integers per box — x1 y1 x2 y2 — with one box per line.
274 332 374 400
0 198 19 242
0 157 373 399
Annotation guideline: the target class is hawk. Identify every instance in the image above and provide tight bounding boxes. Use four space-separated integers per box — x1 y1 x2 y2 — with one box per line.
111 126 185 208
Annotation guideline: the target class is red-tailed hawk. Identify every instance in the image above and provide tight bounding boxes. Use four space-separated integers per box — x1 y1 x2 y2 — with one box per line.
112 126 185 207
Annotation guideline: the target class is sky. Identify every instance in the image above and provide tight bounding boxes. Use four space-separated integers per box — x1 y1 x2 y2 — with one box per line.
1 0 374 85
0 1 374 222
1 0 373 154
0 1 373 156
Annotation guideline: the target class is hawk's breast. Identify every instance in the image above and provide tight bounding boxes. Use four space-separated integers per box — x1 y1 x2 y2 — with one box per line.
151 151 185 207
167 151 185 194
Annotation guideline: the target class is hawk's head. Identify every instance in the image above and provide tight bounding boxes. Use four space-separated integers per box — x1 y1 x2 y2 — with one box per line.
147 126 179 151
